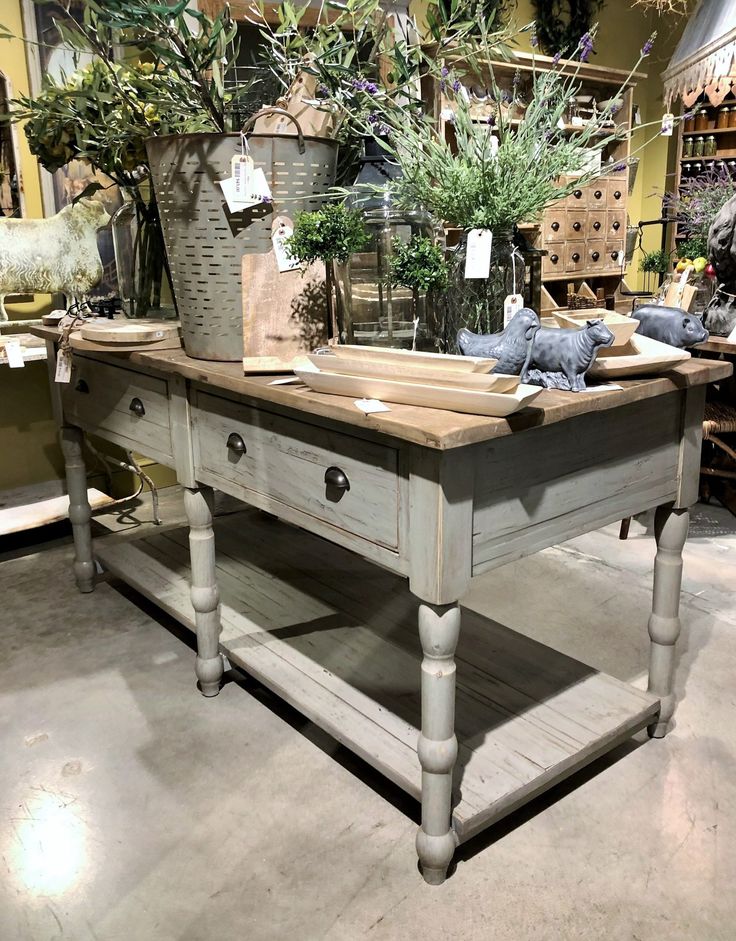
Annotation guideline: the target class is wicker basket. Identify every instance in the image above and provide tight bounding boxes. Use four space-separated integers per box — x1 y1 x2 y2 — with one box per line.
146 111 338 361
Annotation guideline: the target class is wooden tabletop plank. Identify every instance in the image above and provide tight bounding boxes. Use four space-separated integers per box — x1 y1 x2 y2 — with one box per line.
696 336 736 356
34 326 732 450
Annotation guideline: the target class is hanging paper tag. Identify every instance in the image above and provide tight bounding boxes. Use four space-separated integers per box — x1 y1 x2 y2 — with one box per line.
464 229 492 279
272 219 300 273
660 112 674 136
248 168 272 204
218 176 250 213
5 340 24 368
55 348 72 383
503 293 523 327
231 154 254 198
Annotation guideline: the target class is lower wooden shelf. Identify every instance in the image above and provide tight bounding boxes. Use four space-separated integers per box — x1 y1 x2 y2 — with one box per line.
96 508 659 844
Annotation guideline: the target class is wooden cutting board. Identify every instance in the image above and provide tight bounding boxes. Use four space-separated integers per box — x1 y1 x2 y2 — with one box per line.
78 319 181 344
242 250 327 373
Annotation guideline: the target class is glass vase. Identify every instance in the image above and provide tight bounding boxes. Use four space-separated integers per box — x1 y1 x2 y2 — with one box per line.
111 184 176 319
334 138 442 350
443 229 525 352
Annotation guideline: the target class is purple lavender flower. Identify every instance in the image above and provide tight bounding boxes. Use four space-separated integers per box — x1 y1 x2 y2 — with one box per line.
486 114 496 126
501 89 512 104
641 31 656 57
578 31 594 62
364 81 378 95
441 66 449 77
440 79 446 92
513 68 520 91
315 84 329 99
552 51 562 65
612 161 627 172
261 195 272 204
531 24 538 48
452 78 461 92
351 77 378 94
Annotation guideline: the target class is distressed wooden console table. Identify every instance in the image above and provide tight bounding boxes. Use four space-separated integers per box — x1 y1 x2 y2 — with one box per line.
36 328 731 884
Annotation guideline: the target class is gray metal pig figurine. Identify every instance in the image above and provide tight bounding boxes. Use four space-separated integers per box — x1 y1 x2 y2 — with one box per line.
634 304 709 348
456 307 541 376
526 319 614 392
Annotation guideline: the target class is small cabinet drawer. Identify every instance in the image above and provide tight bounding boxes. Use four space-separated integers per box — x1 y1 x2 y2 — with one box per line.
542 213 565 243
542 244 564 276
587 211 606 240
586 241 605 270
606 210 626 240
588 183 607 211
62 356 173 460
565 211 587 240
565 243 586 272
606 180 625 208
193 392 399 549
566 185 587 209
605 240 625 269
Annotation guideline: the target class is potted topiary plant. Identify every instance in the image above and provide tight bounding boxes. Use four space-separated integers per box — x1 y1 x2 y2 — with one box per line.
388 235 449 350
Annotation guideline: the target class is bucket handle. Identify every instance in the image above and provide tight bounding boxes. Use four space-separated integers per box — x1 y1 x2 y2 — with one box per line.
242 108 306 155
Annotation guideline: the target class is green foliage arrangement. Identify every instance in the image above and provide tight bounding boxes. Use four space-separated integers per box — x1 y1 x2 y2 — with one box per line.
531 0 606 56
348 23 664 233
639 249 671 274
664 163 736 249
389 236 449 294
286 204 369 266
677 236 709 260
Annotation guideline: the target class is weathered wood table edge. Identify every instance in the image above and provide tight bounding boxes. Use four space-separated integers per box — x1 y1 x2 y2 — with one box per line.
34 327 732 885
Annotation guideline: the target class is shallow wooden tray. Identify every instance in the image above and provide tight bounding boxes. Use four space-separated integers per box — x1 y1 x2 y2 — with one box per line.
588 333 690 378
553 309 640 347
307 353 518 393
328 344 497 373
294 367 541 416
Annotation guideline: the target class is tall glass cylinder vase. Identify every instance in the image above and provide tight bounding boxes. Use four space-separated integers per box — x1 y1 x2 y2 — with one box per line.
333 138 442 350
444 229 525 352
111 183 176 319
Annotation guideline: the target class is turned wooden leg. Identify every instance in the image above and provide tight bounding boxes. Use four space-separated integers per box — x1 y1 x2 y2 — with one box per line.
60 425 95 593
416 601 460 885
184 486 223 697
647 502 689 738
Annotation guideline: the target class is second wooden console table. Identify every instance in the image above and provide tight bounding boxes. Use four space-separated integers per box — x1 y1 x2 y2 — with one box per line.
36 330 731 884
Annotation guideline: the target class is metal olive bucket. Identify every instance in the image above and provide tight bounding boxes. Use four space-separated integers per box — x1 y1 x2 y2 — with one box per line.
146 112 338 360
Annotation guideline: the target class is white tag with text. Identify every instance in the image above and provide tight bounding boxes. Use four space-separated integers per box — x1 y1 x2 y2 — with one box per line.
272 222 300 273
231 154 254 198
660 112 674 136
55 348 72 383
5 340 24 368
355 398 391 414
503 293 523 327
464 229 492 279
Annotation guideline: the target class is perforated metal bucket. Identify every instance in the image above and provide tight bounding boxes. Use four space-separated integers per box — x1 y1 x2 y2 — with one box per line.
146 123 338 361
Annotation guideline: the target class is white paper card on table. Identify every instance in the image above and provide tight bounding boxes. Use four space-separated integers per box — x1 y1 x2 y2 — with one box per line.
269 376 301 385
55 349 72 383
5 340 24 368
503 293 523 327
587 383 624 393
355 398 391 414
464 229 492 279
272 220 300 273
660 112 674 136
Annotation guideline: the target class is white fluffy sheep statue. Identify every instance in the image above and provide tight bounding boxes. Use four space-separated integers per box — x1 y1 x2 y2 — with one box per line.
0 198 109 320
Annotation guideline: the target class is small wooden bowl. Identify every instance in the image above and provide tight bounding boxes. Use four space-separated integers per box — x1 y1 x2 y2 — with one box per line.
552 309 640 347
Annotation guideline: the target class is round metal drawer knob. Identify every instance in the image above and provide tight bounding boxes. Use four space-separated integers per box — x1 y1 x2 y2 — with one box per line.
550 254 559 264
573 221 582 231
574 190 582 199
614 190 622 199
612 221 621 230
324 466 350 491
129 397 145 417
593 221 601 230
592 251 600 261
594 190 602 199
611 251 618 259
551 221 560 231
572 252 580 262
226 432 246 454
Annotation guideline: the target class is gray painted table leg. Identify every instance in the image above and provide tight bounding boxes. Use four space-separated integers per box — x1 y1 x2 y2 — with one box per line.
647 502 689 738
61 425 95 593
416 601 461 885
184 486 223 697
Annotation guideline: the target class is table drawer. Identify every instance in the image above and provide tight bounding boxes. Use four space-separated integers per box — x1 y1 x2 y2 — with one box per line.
565 243 586 273
588 183 607 211
193 391 399 549
565 211 587 241
542 244 564 276
566 185 587 209
62 357 173 459
541 212 565 243
606 180 625 209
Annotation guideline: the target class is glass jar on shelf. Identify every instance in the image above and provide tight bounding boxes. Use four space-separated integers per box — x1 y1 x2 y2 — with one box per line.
704 135 717 157
682 137 694 158
695 108 710 131
717 106 730 129
683 112 696 133
693 135 705 157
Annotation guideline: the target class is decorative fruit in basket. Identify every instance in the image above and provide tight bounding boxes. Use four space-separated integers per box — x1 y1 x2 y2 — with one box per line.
675 257 692 274
692 256 708 274
705 262 716 279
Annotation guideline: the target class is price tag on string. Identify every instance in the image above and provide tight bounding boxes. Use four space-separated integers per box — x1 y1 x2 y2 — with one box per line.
660 112 674 136
503 248 524 326
464 229 492 279
55 348 72 383
231 133 254 198
272 217 300 273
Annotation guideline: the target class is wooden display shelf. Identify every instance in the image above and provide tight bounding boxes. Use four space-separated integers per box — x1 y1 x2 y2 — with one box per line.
681 155 736 162
684 126 736 136
96 509 659 844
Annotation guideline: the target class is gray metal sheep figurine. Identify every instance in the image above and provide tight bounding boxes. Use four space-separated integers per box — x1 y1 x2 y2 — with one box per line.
526 319 614 392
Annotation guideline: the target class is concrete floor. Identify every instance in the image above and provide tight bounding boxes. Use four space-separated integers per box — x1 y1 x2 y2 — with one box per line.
1 490 735 941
